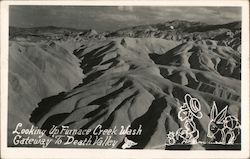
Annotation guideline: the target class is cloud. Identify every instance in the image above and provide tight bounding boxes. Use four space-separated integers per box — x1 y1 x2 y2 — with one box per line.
117 6 134 12
107 14 139 22
10 6 241 32
147 7 241 24
99 11 139 22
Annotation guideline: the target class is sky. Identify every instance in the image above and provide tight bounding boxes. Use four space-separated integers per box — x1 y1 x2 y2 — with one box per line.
9 6 241 32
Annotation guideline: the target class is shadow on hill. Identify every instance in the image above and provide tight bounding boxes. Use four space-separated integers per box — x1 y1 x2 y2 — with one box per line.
30 92 66 125
117 97 168 149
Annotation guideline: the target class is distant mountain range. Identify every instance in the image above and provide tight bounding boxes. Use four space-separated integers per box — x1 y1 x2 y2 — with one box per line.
10 20 241 51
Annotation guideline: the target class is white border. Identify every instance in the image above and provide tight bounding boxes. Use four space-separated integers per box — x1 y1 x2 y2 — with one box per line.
1 1 249 159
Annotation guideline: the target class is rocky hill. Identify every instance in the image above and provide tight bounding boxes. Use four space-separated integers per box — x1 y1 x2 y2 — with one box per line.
9 20 241 149
107 20 241 51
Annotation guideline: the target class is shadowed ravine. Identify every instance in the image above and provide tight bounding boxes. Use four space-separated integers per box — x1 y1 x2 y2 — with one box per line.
9 21 241 149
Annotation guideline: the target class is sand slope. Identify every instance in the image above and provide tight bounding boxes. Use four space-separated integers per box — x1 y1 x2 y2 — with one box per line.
8 21 241 149
29 38 241 149
8 40 84 145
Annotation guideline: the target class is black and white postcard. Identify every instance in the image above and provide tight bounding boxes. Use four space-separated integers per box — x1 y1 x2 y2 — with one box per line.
1 0 249 158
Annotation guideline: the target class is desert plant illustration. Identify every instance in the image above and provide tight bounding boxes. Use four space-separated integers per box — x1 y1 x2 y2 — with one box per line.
207 102 241 144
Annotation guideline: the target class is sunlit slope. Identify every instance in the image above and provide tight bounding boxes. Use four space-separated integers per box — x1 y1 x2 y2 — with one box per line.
8 41 84 146
30 37 241 149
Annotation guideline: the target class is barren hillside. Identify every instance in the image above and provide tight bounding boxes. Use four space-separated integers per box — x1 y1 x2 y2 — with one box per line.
9 21 241 149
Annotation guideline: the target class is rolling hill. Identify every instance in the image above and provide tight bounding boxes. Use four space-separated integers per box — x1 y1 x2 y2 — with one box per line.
9 20 241 149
